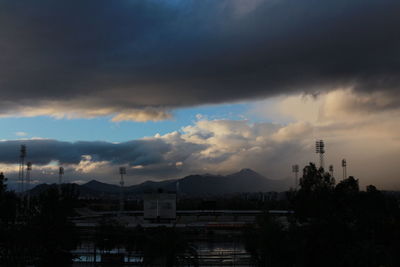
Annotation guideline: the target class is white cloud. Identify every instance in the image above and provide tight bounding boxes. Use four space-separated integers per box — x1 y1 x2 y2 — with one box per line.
75 155 111 174
15 132 28 137
156 119 315 180
0 102 172 122
249 88 400 188
1 92 400 190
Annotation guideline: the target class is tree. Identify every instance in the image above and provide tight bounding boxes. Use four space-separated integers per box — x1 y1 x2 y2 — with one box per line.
0 184 80 266
29 187 80 266
0 172 7 194
299 163 335 193
294 163 335 221
0 173 17 225
335 176 359 194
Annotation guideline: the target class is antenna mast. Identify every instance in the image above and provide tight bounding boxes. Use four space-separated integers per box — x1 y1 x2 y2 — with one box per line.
119 167 126 216
292 164 299 189
315 140 325 170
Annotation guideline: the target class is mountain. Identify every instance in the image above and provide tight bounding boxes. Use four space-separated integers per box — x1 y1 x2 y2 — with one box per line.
28 183 54 196
128 179 178 194
164 168 283 195
29 169 286 197
28 183 83 197
82 180 120 193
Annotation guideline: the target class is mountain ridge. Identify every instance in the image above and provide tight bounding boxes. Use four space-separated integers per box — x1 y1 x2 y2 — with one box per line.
29 168 287 197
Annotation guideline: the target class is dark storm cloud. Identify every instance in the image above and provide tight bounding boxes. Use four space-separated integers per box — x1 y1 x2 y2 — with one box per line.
1 0 400 119
0 139 171 165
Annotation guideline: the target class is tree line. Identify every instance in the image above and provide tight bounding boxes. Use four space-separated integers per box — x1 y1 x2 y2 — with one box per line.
245 163 400 267
1 163 400 266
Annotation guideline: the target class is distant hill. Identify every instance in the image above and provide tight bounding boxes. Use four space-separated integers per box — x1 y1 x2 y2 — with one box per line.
163 168 283 195
28 183 83 196
29 183 54 196
82 180 120 193
29 168 286 198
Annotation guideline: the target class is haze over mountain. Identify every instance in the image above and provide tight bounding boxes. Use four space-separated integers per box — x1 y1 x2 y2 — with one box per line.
29 169 287 197
164 168 283 195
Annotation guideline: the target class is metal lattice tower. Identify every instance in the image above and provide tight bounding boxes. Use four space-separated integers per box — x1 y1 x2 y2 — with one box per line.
26 162 32 208
315 140 325 170
18 145 27 193
119 167 126 216
292 164 299 189
342 159 347 180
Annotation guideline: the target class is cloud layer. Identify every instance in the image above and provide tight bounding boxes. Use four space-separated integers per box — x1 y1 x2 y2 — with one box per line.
2 87 400 189
0 119 312 187
1 0 400 120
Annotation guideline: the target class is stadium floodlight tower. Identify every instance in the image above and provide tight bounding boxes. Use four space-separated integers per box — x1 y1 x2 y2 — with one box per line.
342 159 347 180
329 165 334 177
119 167 126 216
315 140 325 170
18 144 27 193
292 164 299 189
59 167 64 184
58 166 64 194
26 162 32 208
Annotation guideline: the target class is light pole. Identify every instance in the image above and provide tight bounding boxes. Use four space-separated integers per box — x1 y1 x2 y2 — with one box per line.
59 166 64 184
19 145 26 193
315 140 325 170
119 167 126 216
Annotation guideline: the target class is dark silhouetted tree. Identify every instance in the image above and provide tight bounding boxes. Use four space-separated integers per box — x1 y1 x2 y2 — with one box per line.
294 163 335 221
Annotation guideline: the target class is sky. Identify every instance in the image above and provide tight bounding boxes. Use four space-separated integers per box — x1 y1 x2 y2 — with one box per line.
1 0 400 190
